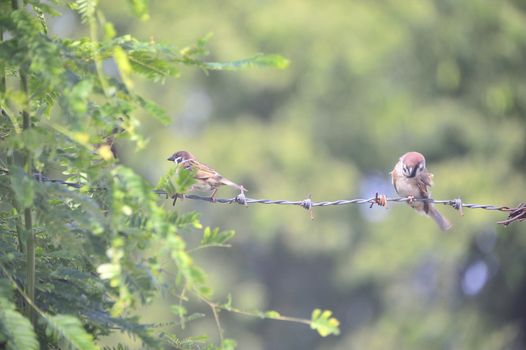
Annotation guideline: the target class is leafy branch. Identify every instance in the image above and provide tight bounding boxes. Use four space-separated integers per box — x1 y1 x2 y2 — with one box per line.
0 262 99 350
0 1 335 349
194 293 340 340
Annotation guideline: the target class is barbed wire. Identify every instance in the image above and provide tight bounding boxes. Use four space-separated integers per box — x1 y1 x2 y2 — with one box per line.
27 173 526 226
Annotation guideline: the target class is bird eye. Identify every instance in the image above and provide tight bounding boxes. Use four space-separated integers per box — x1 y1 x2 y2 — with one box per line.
174 157 182 163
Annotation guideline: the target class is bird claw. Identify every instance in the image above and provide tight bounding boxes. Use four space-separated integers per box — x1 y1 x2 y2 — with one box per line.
172 193 184 206
406 195 415 203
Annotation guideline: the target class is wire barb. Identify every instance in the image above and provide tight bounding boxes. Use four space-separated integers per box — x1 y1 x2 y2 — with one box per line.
450 198 464 216
370 192 387 208
235 192 248 207
497 203 526 226
301 194 314 220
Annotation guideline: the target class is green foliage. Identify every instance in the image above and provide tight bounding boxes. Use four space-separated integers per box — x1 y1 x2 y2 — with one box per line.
70 0 97 23
9 166 35 208
310 309 340 337
202 54 290 71
201 227 236 246
45 315 99 350
0 296 38 350
219 338 237 350
1 1 335 349
156 167 196 196
126 0 149 21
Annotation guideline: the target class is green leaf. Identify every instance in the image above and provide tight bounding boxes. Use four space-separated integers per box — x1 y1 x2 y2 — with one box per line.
264 310 281 319
65 80 93 115
179 33 212 58
135 96 170 124
103 22 116 39
203 54 290 71
96 263 120 280
9 167 35 208
220 338 237 350
175 212 202 229
126 0 150 21
310 309 340 337
175 167 196 193
113 46 134 89
0 297 38 350
200 227 235 245
170 305 187 318
46 315 99 350
155 167 177 195
71 0 97 23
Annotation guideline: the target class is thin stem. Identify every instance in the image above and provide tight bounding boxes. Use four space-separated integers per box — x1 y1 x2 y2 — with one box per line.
195 293 224 342
20 73 30 129
0 262 43 317
186 243 231 253
14 204 24 252
207 300 224 342
11 0 36 327
0 24 5 93
198 292 312 327
220 306 311 325
24 208 35 324
89 11 109 95
178 286 187 329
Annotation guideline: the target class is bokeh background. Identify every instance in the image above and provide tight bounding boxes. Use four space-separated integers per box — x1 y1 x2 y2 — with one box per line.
54 1 526 349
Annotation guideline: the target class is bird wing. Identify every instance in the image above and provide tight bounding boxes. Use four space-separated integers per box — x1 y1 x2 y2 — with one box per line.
416 171 433 213
390 169 398 192
183 159 245 191
416 171 433 197
184 159 221 181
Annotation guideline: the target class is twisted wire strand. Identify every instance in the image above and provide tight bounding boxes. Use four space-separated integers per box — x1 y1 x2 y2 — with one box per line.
154 191 511 211
33 174 526 225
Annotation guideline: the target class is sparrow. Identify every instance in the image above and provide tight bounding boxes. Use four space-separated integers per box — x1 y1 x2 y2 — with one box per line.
167 150 246 200
391 151 452 231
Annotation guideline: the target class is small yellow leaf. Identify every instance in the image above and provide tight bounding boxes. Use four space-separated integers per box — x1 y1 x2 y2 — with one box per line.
121 205 132 216
104 22 116 39
73 132 90 145
98 144 114 160
113 46 134 89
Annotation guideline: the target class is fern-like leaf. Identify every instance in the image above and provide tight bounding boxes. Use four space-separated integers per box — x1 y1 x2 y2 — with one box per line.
71 0 97 23
46 315 99 350
0 297 38 350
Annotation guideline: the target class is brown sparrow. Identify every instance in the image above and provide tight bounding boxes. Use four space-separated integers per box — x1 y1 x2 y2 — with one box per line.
167 150 246 199
391 151 452 231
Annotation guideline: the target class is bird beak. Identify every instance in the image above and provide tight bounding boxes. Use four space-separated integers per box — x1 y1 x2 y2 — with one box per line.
167 156 174 161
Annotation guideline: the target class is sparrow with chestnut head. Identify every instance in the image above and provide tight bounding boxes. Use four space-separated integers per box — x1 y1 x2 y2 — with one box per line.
391 151 451 231
167 150 246 200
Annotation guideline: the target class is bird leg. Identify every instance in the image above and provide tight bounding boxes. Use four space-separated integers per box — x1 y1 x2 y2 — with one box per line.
172 193 184 206
209 188 218 203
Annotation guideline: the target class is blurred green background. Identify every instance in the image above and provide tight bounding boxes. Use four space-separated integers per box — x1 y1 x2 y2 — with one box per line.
54 0 526 348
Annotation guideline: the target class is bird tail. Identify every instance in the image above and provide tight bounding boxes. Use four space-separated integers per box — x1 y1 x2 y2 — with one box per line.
220 177 246 192
427 205 452 231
